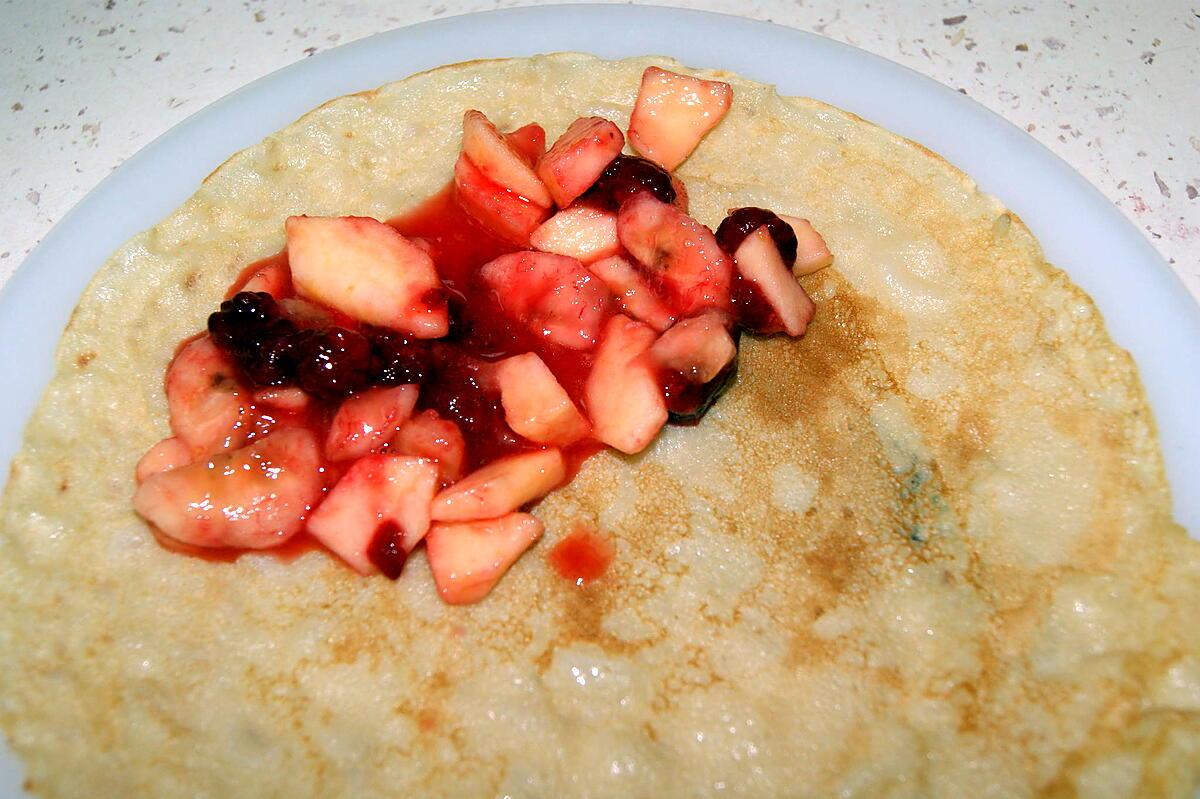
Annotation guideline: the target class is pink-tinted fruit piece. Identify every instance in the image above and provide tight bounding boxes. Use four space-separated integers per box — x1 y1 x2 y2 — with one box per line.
778 214 834 275
425 513 545 605
135 437 192 483
649 312 737 383
430 448 566 522
453 153 551 246
536 116 626 207
627 66 733 171
585 315 667 454
617 193 733 317
529 205 621 264
392 409 467 484
586 255 676 332
305 454 439 575
734 227 816 336
461 109 554 207
325 385 419 462
166 335 253 455
286 215 448 338
495 353 590 446
506 123 547 167
479 250 613 350
133 428 324 550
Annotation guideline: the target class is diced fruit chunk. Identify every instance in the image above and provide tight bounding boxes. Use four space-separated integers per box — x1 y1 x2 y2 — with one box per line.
135 437 192 483
286 215 448 338
235 258 292 298
430 449 566 522
479 251 612 350
617 193 733 317
393 410 467 484
461 110 553 207
495 353 590 446
627 67 733 171
733 227 816 336
587 255 676 332
454 153 551 245
133 428 323 549
529 205 620 264
506 123 547 166
425 513 544 604
305 455 439 576
585 315 667 454
536 117 625 207
166 336 252 455
325 385 418 462
253 387 311 413
649 312 737 383
779 214 834 275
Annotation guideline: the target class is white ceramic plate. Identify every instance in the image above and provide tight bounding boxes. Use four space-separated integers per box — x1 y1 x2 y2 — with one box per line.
2 5 1198 794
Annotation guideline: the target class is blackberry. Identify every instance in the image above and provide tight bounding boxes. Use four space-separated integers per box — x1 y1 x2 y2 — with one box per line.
715 207 798 267
294 327 372 399
369 329 432 386
582 155 676 209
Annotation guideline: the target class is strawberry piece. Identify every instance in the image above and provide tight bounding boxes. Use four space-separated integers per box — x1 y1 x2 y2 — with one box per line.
133 428 323 550
286 215 448 338
733 227 816 336
506 123 546 166
479 251 612 350
393 409 467 484
430 448 566 522
585 315 667 454
305 454 439 576
587 255 676 332
454 153 551 246
649 312 737 383
325 385 418 462
779 214 834 275
495 353 590 446
135 437 192 484
627 66 733 171
461 110 554 207
166 336 253 455
252 387 311 413
425 513 544 605
536 117 626 207
617 193 733 317
529 205 620 264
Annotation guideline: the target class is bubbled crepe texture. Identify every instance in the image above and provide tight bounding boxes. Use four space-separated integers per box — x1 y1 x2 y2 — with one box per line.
1 54 1198 798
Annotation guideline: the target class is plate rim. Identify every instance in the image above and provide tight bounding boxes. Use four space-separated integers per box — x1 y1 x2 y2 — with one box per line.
2 4 1199 793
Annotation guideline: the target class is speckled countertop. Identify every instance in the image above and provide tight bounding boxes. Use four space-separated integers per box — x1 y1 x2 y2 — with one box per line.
1 0 1197 304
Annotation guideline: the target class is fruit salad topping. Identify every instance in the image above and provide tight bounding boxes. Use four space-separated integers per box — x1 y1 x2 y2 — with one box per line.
133 66 834 604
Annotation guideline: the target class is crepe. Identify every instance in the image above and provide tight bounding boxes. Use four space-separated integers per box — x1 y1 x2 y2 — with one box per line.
1 53 1197 798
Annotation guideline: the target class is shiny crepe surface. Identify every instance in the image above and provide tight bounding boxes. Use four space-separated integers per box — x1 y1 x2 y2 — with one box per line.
1 54 1198 798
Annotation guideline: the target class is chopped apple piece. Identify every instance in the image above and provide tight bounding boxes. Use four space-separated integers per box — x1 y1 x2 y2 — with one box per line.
617 193 733 317
325 385 418 462
430 449 566 522
454 153 551 246
536 117 626 207
235 258 292 298
529 205 620 264
506 123 547 166
305 454 439 576
479 251 612 350
587 255 676 332
649 312 737 383
133 428 323 550
461 110 554 207
734 227 816 337
166 336 252 455
286 215 448 338
425 513 544 605
627 66 733 171
252 387 311 413
135 437 192 483
585 315 667 454
393 410 467 484
495 353 590 446
779 214 834 275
